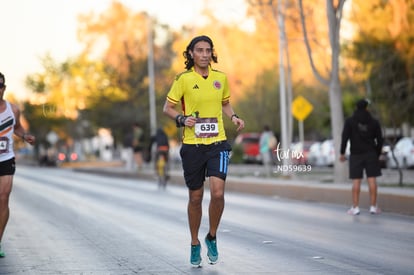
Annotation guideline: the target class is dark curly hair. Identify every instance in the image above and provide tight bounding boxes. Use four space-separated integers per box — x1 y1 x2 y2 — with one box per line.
0 72 5 84
183 35 218 70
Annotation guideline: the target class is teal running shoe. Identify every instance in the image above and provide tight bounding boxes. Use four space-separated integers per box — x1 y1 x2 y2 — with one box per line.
0 244 5 258
205 235 218 264
190 244 201 266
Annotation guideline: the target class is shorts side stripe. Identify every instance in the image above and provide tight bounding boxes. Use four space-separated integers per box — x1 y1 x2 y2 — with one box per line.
219 151 229 174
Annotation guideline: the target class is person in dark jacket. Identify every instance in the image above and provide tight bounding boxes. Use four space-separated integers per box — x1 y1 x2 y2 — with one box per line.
340 99 383 215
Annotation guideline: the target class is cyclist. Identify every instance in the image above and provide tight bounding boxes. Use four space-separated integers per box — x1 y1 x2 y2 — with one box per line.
150 128 170 188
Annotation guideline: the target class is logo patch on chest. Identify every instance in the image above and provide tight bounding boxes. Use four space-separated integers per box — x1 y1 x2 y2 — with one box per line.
213 80 222 90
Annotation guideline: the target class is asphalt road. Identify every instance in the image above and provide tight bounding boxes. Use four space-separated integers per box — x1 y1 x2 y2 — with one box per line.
0 166 413 274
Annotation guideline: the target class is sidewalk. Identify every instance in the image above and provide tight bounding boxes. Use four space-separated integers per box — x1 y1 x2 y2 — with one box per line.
71 161 414 216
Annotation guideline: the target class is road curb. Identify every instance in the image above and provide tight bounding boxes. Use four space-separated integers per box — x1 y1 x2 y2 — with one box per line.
74 165 414 216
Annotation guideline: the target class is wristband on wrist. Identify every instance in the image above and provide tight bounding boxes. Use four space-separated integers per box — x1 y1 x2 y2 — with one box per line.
175 115 183 127
175 115 187 128
180 115 187 127
231 114 239 120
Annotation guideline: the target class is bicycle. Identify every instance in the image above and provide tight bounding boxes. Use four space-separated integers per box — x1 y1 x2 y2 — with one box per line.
155 147 169 189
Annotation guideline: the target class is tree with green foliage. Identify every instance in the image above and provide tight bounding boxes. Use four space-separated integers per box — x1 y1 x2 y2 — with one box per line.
345 0 414 130
344 0 414 185
25 2 176 149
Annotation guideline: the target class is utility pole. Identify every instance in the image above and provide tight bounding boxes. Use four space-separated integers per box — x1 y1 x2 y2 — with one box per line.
278 0 290 172
147 14 157 137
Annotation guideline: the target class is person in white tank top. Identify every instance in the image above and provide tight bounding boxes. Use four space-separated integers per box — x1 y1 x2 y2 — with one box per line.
0 72 36 257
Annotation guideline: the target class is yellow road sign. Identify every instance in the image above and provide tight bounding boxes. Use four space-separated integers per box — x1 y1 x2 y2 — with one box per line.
291 96 313 121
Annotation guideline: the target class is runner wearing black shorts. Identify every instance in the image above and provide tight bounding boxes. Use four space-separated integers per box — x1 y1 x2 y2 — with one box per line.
0 72 36 257
163 36 245 266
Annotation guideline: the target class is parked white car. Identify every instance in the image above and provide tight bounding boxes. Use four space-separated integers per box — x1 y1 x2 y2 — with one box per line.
305 139 335 167
320 139 336 167
290 141 314 165
387 137 414 169
307 142 324 166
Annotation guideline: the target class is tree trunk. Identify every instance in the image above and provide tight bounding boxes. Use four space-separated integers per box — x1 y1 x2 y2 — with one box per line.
298 0 347 182
327 0 347 183
329 73 347 183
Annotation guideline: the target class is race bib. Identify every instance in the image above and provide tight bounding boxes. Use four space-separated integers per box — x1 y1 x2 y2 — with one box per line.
195 118 219 138
0 138 9 154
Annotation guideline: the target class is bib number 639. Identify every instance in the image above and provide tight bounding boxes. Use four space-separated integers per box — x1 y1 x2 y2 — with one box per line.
194 118 219 138
200 124 215 132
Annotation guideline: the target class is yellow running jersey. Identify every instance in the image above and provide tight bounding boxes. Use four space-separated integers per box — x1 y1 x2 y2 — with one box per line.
167 67 230 145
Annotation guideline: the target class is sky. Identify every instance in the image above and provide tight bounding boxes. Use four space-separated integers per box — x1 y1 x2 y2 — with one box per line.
0 0 247 99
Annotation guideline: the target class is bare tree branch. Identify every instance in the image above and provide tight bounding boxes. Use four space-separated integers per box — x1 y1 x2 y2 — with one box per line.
298 0 329 86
